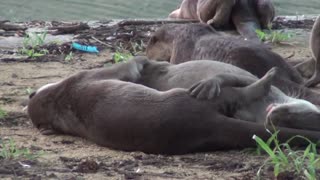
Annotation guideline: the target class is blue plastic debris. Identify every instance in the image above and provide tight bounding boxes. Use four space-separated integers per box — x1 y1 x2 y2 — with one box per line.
72 42 99 53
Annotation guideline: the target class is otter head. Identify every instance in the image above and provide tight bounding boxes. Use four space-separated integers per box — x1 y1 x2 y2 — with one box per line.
27 82 62 135
146 24 185 62
266 99 320 131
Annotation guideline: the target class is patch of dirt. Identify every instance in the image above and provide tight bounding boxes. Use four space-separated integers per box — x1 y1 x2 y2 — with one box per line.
0 22 318 179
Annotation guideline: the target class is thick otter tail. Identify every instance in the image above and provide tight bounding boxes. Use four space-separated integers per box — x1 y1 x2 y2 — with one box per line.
189 115 320 154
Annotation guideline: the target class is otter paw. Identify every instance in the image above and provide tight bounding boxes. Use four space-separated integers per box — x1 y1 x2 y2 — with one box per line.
189 78 221 100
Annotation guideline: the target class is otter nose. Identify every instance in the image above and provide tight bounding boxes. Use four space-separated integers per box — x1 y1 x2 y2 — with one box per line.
266 103 282 113
266 103 275 113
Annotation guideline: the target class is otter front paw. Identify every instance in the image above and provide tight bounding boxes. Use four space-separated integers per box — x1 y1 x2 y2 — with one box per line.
189 78 221 100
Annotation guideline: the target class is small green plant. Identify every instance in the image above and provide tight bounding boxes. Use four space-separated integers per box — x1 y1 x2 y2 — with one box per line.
253 129 320 179
65 51 74 61
0 139 44 160
25 87 34 95
0 107 7 119
256 29 293 44
19 31 49 58
113 51 133 63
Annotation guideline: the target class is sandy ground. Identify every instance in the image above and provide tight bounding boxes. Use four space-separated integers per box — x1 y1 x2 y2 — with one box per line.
0 28 317 179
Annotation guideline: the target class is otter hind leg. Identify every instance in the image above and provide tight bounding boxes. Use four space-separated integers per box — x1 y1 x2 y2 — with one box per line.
188 73 257 100
188 67 278 101
240 67 278 101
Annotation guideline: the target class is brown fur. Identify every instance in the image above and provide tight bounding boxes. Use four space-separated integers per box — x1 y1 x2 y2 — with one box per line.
146 23 302 85
169 0 274 40
304 16 320 87
28 58 320 154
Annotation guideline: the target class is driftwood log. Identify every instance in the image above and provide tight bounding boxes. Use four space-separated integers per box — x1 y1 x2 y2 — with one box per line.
0 21 27 31
49 22 90 35
115 15 318 29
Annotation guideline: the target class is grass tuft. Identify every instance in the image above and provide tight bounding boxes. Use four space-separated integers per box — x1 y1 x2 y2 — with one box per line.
0 107 7 119
19 31 49 58
113 51 133 63
253 129 320 179
256 29 293 44
0 138 44 160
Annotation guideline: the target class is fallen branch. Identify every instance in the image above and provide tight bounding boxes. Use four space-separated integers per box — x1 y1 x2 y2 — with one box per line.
50 23 90 35
91 36 112 47
0 22 27 31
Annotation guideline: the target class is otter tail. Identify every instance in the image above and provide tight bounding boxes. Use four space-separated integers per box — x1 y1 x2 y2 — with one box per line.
198 115 320 152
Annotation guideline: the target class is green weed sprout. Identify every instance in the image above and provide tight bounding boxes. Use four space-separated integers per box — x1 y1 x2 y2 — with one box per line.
113 51 133 63
0 107 7 119
253 129 320 179
0 139 44 160
19 31 49 58
255 29 293 44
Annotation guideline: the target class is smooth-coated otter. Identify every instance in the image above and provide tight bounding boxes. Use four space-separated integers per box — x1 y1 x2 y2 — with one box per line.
146 23 303 86
28 58 320 154
304 16 320 87
169 0 274 40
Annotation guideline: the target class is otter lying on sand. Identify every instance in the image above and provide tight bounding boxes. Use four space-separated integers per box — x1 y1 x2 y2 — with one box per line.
28 57 320 154
169 0 274 40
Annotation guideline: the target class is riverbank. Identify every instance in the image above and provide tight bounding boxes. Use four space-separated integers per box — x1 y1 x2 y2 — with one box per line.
0 16 318 179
